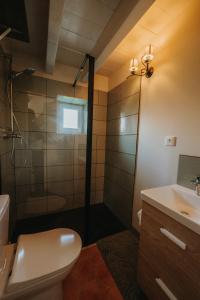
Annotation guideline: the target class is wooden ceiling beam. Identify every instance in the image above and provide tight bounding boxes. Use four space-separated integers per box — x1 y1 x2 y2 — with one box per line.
46 0 65 73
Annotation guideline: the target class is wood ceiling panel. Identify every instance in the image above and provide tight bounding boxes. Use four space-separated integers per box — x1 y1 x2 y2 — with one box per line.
62 12 102 41
56 46 85 67
57 0 122 67
64 0 114 26
99 0 121 10
59 28 95 53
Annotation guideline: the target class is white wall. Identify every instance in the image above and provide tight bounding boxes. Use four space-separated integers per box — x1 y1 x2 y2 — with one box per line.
108 0 200 230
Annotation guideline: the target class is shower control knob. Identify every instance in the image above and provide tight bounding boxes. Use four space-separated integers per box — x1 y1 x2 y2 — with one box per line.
3 132 22 139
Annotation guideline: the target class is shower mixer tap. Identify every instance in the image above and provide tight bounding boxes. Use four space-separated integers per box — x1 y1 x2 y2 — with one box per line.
191 176 200 196
3 132 22 140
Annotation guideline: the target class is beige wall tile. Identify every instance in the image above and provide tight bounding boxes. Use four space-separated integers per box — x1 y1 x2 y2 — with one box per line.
47 133 74 150
93 120 106 135
92 134 97 149
107 115 138 136
107 93 139 121
74 149 86 165
97 150 105 164
96 164 105 177
96 190 103 203
93 90 98 104
14 112 45 132
16 184 46 203
74 179 85 193
46 79 74 98
46 97 57 116
109 84 121 105
97 135 106 149
16 168 30 185
14 75 46 96
91 178 96 191
106 135 137 155
96 177 104 191
93 105 107 121
75 86 88 100
74 165 85 179
121 76 140 99
47 181 74 196
98 91 108 106
92 150 97 163
14 92 46 114
91 164 96 178
47 165 74 182
46 149 73 166
74 134 87 149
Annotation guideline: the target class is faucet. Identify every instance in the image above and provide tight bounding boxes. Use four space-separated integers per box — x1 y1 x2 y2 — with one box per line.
191 176 200 196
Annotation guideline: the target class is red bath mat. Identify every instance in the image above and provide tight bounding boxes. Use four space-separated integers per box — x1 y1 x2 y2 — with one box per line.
63 244 123 300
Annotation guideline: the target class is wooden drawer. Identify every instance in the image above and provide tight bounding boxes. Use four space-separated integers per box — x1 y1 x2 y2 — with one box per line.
138 253 171 300
138 202 200 300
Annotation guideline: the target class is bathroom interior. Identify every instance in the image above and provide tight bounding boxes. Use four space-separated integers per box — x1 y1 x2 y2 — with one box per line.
0 0 200 299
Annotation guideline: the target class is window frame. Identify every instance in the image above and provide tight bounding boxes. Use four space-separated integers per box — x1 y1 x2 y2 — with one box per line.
58 102 84 134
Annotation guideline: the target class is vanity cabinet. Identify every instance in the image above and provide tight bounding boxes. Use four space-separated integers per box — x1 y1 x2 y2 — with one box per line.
137 202 200 300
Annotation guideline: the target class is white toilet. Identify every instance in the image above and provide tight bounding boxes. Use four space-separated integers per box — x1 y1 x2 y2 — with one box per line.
0 195 82 300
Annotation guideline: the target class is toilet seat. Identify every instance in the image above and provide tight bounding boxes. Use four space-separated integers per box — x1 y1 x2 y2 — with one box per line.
7 228 82 293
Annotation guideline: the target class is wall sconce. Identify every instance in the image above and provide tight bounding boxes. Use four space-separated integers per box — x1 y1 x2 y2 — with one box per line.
128 45 154 78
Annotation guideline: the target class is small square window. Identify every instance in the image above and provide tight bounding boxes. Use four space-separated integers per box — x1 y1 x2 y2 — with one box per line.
58 102 85 134
63 108 78 129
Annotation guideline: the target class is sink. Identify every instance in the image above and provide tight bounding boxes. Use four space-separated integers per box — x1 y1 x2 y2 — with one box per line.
141 184 200 235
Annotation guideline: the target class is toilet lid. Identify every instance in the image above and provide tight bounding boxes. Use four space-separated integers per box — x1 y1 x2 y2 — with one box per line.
8 228 82 289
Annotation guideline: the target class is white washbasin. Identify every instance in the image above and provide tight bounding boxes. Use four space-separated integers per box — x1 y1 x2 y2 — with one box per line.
141 184 200 235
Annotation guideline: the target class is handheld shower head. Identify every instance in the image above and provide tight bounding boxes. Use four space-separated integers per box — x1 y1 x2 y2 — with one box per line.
11 68 36 79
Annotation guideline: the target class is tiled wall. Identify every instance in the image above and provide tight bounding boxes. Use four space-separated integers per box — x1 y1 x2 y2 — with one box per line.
177 155 200 190
0 53 16 235
13 75 107 219
104 76 140 226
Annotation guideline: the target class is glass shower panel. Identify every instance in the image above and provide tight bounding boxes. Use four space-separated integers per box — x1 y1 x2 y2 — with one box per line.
13 76 88 220
46 94 88 213
13 77 47 219
0 53 16 235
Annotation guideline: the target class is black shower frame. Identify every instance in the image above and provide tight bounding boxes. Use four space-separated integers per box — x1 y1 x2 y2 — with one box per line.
73 54 95 244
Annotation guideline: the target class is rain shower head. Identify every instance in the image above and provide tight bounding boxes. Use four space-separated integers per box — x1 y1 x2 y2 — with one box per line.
11 68 36 79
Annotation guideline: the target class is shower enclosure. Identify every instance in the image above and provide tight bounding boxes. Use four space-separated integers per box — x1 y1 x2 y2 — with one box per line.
0 46 141 244
13 77 88 218
4 54 109 243
13 67 93 217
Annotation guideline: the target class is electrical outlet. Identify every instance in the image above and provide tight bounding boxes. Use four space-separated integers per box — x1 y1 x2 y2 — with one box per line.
164 136 177 146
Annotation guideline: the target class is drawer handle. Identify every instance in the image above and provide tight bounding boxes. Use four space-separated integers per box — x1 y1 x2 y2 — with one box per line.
156 278 178 300
160 228 186 250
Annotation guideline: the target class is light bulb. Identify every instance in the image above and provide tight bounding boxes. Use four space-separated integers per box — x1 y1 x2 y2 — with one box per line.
143 45 154 62
129 58 138 73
